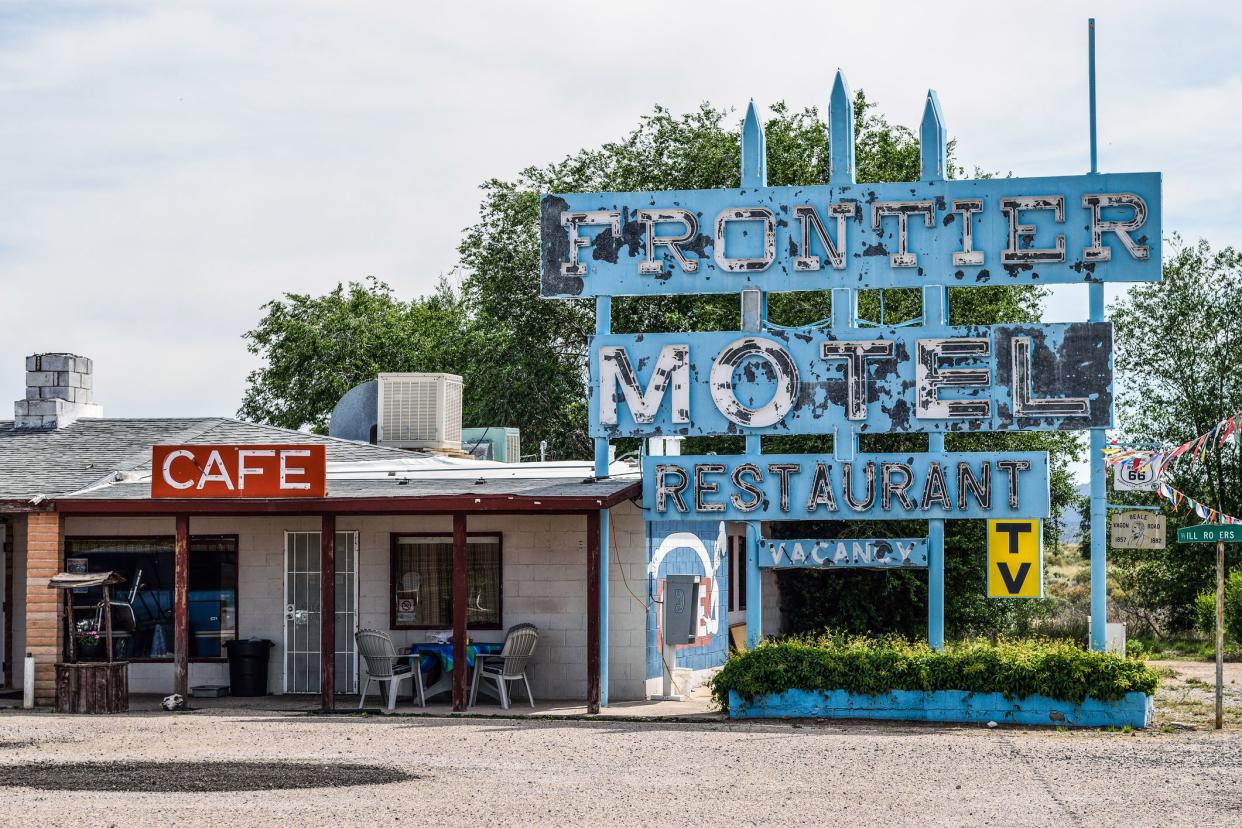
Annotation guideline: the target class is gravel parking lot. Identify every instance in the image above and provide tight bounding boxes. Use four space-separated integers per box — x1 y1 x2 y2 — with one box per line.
0 703 1239 827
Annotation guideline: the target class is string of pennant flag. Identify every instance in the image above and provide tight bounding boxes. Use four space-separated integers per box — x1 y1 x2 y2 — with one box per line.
1102 410 1242 526
1103 410 1242 478
1154 481 1242 526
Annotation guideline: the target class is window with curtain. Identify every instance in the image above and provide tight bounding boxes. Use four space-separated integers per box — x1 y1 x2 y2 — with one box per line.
727 535 746 612
391 533 502 629
64 536 238 659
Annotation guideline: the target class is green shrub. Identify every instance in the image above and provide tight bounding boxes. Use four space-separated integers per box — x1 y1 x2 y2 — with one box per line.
710 634 1160 708
1194 570 1242 645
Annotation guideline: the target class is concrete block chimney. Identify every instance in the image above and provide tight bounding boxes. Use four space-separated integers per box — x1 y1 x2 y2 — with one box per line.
14 353 103 429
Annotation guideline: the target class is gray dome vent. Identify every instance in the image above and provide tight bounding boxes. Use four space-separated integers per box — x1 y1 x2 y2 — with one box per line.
328 380 379 444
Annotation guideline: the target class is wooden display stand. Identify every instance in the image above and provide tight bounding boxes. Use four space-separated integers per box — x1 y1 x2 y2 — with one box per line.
48 571 130 714
54 661 129 714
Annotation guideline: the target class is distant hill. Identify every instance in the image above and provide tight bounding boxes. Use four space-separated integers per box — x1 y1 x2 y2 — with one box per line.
1058 483 1090 543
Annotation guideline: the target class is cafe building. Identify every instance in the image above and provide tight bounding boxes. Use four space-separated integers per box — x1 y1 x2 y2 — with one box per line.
0 353 748 713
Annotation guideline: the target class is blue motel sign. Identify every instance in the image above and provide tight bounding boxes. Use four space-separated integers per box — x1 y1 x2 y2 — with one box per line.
541 64 1162 654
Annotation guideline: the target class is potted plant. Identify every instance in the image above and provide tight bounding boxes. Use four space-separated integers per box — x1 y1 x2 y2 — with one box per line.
76 624 104 659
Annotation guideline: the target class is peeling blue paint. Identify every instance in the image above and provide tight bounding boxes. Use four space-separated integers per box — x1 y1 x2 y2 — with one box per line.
728 689 1154 729
592 322 1112 438
541 173 1161 298
644 452 1049 521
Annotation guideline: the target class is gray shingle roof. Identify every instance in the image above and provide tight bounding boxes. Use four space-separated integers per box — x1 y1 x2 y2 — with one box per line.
59 475 641 503
0 417 421 501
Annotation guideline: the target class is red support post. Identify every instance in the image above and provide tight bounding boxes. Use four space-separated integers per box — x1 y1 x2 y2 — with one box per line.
174 514 189 698
587 510 601 714
452 513 468 712
320 515 336 712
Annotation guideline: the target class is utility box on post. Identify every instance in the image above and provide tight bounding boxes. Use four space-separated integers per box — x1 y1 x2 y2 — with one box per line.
663 574 699 645
653 574 699 702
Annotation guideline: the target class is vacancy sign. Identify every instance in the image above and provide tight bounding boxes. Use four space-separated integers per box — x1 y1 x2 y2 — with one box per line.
987 519 1043 598
152 444 327 498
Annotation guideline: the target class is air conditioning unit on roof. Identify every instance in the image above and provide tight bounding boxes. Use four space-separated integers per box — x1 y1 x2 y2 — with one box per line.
461 427 521 463
377 373 463 450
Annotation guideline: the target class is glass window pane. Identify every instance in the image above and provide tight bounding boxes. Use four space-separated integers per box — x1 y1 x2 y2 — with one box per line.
66 536 238 661
392 534 501 629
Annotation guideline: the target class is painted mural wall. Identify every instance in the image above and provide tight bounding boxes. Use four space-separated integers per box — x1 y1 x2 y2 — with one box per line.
644 519 728 685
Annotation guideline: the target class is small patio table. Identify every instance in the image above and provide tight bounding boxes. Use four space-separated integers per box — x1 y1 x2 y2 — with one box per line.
407 642 503 702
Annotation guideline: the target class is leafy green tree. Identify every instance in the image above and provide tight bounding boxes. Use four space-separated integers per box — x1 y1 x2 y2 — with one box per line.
239 277 469 433
1108 238 1242 633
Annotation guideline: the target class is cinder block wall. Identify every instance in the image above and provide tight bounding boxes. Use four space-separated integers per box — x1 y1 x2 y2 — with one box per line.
60 502 649 702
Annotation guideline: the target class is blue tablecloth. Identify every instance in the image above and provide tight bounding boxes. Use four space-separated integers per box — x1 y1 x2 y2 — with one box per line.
410 642 502 673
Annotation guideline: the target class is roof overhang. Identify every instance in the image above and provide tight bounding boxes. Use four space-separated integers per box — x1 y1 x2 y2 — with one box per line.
0 499 53 514
52 482 642 516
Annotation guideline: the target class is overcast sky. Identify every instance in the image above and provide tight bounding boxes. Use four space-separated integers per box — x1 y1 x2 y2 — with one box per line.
2 1 1239 467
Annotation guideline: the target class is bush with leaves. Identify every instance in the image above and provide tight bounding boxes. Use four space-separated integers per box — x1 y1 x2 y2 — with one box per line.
1194 570 1242 646
711 634 1159 708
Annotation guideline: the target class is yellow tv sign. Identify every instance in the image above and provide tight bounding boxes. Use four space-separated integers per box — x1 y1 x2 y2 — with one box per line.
987 519 1043 598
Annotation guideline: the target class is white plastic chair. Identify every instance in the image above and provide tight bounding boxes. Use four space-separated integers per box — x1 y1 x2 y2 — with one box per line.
356 629 425 711
469 623 539 710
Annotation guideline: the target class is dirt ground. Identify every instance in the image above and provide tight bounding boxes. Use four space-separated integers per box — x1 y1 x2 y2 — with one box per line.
1 663 1240 828
1149 659 1242 729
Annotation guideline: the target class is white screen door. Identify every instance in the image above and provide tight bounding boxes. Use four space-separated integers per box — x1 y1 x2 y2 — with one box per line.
284 531 359 694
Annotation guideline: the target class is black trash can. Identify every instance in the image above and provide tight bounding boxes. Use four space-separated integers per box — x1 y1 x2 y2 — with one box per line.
224 638 274 696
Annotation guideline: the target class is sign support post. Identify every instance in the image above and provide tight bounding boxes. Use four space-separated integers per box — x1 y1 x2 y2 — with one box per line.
1086 17 1109 653
1217 537 1225 730
1175 523 1235 729
741 100 766 650
594 296 611 707
921 91 948 650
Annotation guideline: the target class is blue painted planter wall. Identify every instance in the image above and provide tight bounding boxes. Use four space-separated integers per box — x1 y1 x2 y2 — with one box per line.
729 689 1153 729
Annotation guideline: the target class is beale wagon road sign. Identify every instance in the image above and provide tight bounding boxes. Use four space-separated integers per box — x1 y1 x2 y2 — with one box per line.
1110 510 1165 550
1177 524 1242 544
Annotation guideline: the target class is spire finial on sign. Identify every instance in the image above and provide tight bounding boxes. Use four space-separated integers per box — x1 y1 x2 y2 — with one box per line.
920 89 947 181
829 70 855 185
741 99 767 188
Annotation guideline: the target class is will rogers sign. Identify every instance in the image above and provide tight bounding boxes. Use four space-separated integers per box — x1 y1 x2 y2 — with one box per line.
151 444 327 498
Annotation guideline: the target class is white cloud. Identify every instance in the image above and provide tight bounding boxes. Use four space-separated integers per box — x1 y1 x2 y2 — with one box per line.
0 0 1239 432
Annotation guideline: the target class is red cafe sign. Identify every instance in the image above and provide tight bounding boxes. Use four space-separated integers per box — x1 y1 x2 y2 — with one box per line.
151 444 327 498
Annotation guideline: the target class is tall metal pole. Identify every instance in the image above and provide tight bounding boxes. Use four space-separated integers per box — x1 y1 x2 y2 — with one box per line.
921 91 948 651
1088 18 1099 177
741 101 767 650
594 295 611 707
1087 17 1108 652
